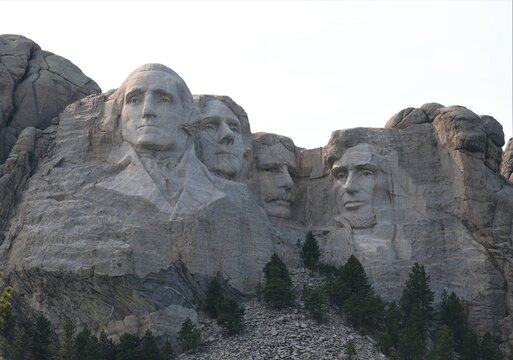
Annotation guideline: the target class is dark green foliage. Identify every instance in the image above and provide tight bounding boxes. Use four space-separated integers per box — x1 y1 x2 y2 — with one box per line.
141 330 162 360
263 254 292 286
398 263 434 358
333 255 372 307
439 290 467 351
30 314 52 360
384 301 401 350
178 318 201 352
98 331 117 360
398 307 425 360
430 325 456 360
263 254 295 308
255 281 263 302
12 327 29 360
205 278 223 318
116 333 141 360
344 339 357 359
301 231 321 270
161 340 175 360
480 333 503 360
216 297 245 335
303 286 328 322
400 263 434 332
331 255 384 329
75 327 99 360
460 328 480 360
57 319 75 360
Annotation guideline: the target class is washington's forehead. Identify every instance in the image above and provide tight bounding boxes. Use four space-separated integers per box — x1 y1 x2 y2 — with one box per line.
125 71 179 91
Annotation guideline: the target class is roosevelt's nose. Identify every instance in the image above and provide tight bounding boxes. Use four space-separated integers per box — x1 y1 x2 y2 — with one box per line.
277 165 294 190
218 121 235 145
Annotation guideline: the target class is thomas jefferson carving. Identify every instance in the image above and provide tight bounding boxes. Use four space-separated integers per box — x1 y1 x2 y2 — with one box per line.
193 95 251 180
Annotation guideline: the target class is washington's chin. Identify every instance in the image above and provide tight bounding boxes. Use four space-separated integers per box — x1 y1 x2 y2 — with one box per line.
263 199 292 219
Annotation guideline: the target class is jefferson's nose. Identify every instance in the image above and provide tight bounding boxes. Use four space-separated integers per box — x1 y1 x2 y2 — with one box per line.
218 121 235 145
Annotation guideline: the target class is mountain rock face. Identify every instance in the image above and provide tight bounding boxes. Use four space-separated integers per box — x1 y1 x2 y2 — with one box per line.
0 38 512 353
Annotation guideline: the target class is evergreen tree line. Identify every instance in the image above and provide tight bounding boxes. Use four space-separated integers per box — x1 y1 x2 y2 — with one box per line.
1 314 176 360
289 232 509 360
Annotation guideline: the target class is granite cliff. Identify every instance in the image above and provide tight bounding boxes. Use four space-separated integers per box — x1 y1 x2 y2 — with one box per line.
0 35 512 354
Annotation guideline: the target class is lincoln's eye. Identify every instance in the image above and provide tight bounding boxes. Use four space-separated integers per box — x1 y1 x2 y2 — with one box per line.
361 170 373 177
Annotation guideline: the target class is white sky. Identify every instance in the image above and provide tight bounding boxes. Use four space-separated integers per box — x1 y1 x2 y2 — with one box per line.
1 0 511 149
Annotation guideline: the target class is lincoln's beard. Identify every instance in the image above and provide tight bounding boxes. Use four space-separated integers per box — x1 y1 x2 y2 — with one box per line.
343 205 376 229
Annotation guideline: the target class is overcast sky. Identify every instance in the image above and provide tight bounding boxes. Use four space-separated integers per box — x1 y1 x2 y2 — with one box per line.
1 0 511 149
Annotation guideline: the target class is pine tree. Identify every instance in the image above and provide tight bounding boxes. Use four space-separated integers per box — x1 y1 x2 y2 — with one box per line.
12 327 29 360
439 290 467 352
344 339 357 359
263 254 295 309
399 262 434 349
301 231 321 270
430 325 456 360
97 331 117 360
205 278 224 318
480 332 503 360
303 286 328 322
141 330 161 360
216 297 245 335
178 318 201 352
161 340 175 360
0 273 12 332
75 327 99 360
384 301 402 350
398 307 425 360
460 328 480 360
57 319 75 360
332 255 383 329
30 314 52 360
116 333 141 360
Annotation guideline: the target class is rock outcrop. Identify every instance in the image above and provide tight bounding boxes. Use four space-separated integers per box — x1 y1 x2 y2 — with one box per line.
0 36 512 355
0 34 100 164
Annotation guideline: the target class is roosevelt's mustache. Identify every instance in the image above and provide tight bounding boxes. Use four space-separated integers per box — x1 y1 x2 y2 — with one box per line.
264 190 295 203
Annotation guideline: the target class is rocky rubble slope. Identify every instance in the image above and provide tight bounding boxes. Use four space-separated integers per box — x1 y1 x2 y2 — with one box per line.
179 269 386 360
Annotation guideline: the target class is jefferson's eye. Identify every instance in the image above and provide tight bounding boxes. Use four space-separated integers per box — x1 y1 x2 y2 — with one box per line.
127 97 138 104
334 171 347 180
230 126 240 133
203 123 216 131
161 96 173 103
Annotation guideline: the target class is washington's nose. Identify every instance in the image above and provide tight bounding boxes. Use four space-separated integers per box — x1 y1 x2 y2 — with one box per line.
142 96 157 119
218 121 235 145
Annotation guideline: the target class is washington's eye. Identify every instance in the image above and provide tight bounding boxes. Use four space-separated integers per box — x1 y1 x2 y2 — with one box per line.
230 126 240 133
161 95 173 103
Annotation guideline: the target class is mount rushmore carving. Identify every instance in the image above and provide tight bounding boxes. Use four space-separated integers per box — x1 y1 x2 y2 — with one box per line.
0 35 512 352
